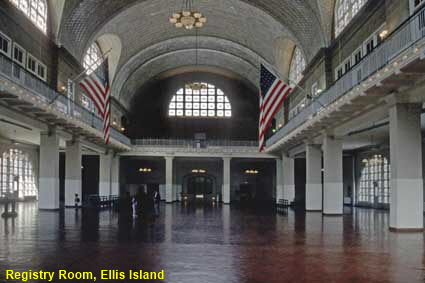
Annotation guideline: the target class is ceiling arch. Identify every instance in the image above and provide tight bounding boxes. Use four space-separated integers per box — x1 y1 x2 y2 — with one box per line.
110 35 264 104
58 0 336 109
60 0 328 60
119 49 258 108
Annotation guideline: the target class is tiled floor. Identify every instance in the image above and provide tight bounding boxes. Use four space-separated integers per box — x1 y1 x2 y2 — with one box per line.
0 202 424 283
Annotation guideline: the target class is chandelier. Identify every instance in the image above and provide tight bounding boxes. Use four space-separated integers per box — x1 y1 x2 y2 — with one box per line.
186 82 207 90
169 0 207 29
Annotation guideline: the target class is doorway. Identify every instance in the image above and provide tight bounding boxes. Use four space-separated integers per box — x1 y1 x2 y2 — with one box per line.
183 174 217 202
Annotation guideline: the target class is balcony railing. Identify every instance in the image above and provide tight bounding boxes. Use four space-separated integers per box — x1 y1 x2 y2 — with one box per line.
267 6 425 147
133 139 259 148
0 53 131 146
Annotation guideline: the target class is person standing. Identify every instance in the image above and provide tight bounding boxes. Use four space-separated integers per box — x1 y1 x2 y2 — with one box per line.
154 190 161 216
74 193 80 209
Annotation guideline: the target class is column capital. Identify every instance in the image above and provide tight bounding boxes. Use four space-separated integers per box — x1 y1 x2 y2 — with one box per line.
383 92 410 107
222 156 232 161
164 156 175 161
41 125 57 137
281 152 292 159
66 136 81 147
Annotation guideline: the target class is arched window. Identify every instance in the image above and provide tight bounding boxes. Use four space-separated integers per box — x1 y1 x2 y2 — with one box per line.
358 154 390 205
335 0 367 37
168 83 232 118
10 0 47 33
288 47 306 87
0 149 37 199
83 42 103 75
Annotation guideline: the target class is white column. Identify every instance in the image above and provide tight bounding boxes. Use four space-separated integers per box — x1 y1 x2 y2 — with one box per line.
389 103 423 231
275 158 283 203
99 152 112 197
282 154 295 202
111 155 120 196
165 156 174 203
305 144 322 211
322 136 343 215
39 128 60 210
222 157 231 204
65 138 82 207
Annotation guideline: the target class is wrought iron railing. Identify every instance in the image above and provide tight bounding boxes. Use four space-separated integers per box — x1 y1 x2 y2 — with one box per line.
133 139 259 148
0 53 131 146
267 6 425 147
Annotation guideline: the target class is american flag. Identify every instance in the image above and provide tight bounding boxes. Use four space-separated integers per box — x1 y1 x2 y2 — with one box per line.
259 64 292 151
79 59 111 144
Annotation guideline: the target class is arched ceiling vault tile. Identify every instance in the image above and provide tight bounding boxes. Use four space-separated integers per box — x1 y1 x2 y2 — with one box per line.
315 0 337 44
110 36 267 100
58 0 329 65
118 49 259 109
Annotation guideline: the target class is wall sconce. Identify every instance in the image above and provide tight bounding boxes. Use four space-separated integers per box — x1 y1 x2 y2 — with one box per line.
245 169 259 174
139 168 152 173
192 169 206 173
379 30 388 39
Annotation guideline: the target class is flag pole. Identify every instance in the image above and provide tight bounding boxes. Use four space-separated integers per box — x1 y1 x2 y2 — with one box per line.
261 62 326 108
73 48 112 83
48 48 113 106
261 61 310 98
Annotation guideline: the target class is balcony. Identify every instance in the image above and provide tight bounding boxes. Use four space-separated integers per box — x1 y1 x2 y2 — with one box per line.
128 139 274 158
267 6 425 152
0 53 131 149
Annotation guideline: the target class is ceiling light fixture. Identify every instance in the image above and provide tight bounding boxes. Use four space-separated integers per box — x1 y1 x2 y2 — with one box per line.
169 0 206 30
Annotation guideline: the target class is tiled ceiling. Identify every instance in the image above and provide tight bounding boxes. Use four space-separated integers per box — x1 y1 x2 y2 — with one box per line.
58 0 335 108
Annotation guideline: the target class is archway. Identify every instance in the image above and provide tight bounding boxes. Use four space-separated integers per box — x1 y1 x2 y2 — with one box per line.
182 174 218 202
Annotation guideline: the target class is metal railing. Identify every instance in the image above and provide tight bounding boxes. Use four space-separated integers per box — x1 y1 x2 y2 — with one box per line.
133 139 259 148
0 53 131 146
267 6 425 147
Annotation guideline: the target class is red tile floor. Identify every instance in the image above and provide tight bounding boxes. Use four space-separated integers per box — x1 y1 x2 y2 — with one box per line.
0 202 424 283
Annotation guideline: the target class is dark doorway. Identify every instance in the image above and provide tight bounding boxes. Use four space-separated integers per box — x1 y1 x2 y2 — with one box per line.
187 175 213 195
82 155 99 201
184 175 216 202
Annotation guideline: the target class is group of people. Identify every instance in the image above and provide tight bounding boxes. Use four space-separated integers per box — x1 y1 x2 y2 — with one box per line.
121 189 161 218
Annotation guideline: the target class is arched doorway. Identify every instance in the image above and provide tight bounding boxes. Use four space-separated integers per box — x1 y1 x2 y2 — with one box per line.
183 174 217 202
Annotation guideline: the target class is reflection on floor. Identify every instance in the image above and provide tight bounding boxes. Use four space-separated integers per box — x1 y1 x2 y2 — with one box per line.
0 202 424 283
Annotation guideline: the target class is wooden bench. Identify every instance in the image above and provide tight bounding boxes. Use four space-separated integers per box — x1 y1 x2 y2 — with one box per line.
276 199 289 213
85 195 120 208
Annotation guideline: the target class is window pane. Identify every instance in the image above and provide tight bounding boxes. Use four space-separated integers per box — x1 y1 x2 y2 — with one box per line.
10 0 47 33
168 82 232 118
335 0 367 37
83 42 102 75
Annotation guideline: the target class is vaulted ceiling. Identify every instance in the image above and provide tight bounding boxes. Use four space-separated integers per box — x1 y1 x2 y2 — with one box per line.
58 0 336 109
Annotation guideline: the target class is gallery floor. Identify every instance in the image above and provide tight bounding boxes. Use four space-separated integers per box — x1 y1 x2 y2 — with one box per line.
0 202 424 283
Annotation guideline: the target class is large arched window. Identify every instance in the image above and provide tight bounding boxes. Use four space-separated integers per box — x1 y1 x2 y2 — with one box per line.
83 42 103 75
288 47 306 87
357 154 390 206
0 149 37 199
168 83 232 118
10 0 47 33
81 42 104 115
335 0 367 37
